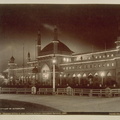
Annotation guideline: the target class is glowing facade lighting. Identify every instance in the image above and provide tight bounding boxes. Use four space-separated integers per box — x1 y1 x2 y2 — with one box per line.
64 74 66 77
83 73 87 77
60 74 62 77
101 72 105 77
52 59 56 64
73 74 76 77
32 75 35 79
77 74 81 77
101 72 105 85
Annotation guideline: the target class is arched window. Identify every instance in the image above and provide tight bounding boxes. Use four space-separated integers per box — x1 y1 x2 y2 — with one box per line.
103 55 105 58
111 54 114 57
107 54 110 57
89 73 92 76
107 63 110 67
73 74 76 77
112 63 114 66
94 73 98 76
41 64 50 81
69 67 71 69
64 74 66 77
77 74 81 78
107 72 112 77
60 74 62 77
83 73 87 77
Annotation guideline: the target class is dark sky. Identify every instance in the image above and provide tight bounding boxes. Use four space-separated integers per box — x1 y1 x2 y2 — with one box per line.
0 4 120 72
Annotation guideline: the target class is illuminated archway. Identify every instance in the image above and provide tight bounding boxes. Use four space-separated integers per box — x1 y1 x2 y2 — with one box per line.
41 64 51 84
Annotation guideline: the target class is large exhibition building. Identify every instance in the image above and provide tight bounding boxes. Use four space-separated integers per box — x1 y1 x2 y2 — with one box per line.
6 28 120 88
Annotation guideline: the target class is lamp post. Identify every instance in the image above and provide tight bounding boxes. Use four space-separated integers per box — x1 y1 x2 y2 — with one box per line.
32 75 35 85
101 72 105 85
52 57 56 93
10 76 13 85
77 74 81 85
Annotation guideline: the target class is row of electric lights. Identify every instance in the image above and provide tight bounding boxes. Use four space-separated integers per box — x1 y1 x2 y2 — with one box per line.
60 72 106 78
63 58 71 62
63 62 115 70
76 54 114 61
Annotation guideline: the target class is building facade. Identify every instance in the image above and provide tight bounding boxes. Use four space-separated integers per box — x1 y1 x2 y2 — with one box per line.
6 28 120 88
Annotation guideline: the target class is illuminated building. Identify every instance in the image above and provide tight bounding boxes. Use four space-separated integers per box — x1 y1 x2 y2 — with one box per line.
6 28 120 88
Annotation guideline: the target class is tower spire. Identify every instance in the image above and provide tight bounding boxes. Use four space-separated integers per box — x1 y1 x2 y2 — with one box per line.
53 27 58 41
36 29 41 56
27 52 31 62
37 29 41 45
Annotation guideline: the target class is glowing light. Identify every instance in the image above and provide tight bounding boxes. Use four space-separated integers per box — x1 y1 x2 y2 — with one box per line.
94 73 98 76
52 58 56 64
32 75 35 78
66 58 69 62
101 72 105 77
73 74 76 77
89 73 92 76
107 72 112 76
77 74 81 77
60 74 62 77
63 58 66 61
64 74 66 77
83 73 86 77
112 63 114 66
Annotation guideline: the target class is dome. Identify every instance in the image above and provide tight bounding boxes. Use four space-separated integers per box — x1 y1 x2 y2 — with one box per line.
39 40 73 56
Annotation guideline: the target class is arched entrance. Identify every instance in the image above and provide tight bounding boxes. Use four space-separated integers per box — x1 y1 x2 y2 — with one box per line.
41 64 51 85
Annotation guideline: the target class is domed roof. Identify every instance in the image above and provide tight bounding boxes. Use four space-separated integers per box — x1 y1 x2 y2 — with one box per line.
39 40 73 55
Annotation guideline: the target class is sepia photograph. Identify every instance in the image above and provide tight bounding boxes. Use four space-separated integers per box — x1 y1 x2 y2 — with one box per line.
0 2 120 118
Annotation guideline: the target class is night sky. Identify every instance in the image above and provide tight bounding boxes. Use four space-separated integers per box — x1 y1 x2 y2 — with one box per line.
0 4 120 72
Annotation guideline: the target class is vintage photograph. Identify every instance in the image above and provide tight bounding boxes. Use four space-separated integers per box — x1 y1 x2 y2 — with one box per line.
0 4 120 115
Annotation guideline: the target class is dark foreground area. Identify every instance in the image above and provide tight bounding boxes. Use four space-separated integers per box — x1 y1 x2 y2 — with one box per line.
0 99 62 114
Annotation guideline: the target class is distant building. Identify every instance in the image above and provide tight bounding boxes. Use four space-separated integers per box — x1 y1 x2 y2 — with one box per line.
6 28 120 88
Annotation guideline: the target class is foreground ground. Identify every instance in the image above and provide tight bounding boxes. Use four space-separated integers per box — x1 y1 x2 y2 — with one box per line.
0 94 120 114
0 99 62 114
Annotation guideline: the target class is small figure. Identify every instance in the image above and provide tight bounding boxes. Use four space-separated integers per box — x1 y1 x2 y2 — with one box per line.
66 86 73 95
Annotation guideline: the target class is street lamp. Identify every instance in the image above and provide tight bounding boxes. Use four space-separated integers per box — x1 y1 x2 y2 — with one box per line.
101 72 105 85
52 57 56 93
